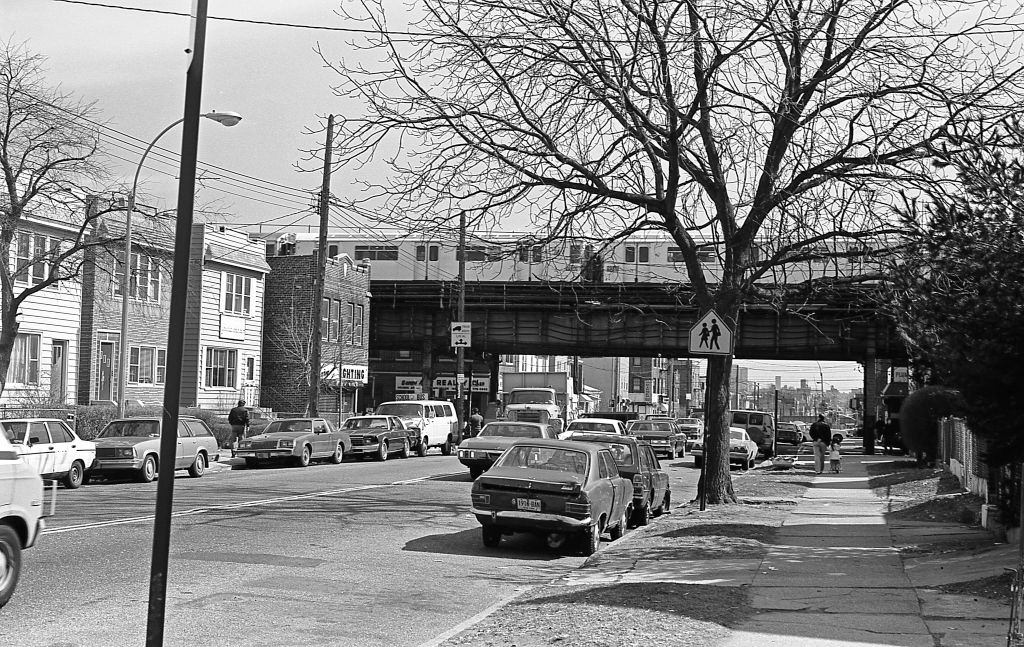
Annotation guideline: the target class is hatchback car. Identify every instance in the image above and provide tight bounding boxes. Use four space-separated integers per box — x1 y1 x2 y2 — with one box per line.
470 439 633 556
236 417 351 468
92 417 221 482
0 418 96 488
691 427 759 470
458 421 557 479
564 433 670 527
625 419 686 459
343 415 424 460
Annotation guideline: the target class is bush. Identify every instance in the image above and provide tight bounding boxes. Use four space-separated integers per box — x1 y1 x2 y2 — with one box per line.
900 386 964 459
71 404 268 445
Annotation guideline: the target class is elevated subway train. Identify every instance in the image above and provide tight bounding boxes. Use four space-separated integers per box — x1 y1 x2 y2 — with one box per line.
266 230 890 285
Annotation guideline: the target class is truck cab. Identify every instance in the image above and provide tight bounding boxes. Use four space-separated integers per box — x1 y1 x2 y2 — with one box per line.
504 388 564 434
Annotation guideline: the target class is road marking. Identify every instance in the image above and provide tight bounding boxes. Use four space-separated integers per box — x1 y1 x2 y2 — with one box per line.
43 474 460 535
415 587 533 647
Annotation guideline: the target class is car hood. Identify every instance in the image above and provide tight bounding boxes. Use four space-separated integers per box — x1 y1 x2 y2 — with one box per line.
94 437 157 448
476 466 585 492
459 437 523 451
346 430 389 438
247 432 307 441
633 431 674 438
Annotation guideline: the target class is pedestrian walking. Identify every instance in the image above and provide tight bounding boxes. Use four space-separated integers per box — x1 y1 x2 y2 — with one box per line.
468 408 484 437
228 399 250 457
829 434 843 473
809 414 832 474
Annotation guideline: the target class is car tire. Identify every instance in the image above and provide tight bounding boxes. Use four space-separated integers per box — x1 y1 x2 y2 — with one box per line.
441 437 453 456
137 455 157 483
693 455 704 468
667 446 676 460
399 440 410 459
634 501 651 527
63 460 85 489
0 525 23 610
579 522 601 556
610 505 630 540
295 445 312 468
187 453 206 478
377 441 389 461
329 442 344 464
469 467 482 480
654 490 671 517
747 457 756 470
417 438 428 457
482 526 502 548
245 458 260 469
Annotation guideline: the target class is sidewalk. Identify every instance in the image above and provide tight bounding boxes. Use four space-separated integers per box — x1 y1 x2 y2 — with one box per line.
442 453 1014 647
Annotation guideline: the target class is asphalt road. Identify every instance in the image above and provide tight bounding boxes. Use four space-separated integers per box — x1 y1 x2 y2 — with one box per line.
1 449 701 647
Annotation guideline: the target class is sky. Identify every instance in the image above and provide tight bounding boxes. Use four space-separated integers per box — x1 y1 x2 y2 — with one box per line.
3 1 868 390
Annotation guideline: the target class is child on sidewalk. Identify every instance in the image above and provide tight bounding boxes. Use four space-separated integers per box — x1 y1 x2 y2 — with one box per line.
829 434 843 473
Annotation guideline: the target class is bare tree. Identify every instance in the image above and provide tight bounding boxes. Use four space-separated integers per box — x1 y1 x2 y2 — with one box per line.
316 0 1024 502
0 41 118 398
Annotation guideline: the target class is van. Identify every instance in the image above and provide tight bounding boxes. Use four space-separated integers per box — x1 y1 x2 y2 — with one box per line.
0 426 54 608
730 410 776 457
374 400 460 455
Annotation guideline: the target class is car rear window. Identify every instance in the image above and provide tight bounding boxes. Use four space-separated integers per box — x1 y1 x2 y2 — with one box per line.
569 422 615 433
749 413 764 425
495 446 588 475
479 424 543 438
732 412 749 425
346 418 388 429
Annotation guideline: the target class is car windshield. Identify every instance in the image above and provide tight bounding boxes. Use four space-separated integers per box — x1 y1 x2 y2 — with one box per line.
479 424 544 438
730 430 747 442
568 422 615 433
495 446 588 475
629 422 672 432
344 418 389 429
265 420 312 434
376 403 423 417
99 420 159 438
507 390 555 405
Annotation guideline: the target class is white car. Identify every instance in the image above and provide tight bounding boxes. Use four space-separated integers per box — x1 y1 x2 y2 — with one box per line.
691 427 759 470
0 418 96 488
561 417 627 439
0 426 53 608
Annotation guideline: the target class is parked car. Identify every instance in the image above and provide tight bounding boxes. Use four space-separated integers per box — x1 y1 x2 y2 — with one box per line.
0 429 54 609
564 433 670 527
374 400 460 454
730 410 776 457
458 421 557 479
470 439 634 555
92 417 220 482
562 418 627 438
236 417 350 468
776 422 805 446
0 418 96 488
691 427 759 470
625 419 686 459
674 418 704 450
342 415 424 460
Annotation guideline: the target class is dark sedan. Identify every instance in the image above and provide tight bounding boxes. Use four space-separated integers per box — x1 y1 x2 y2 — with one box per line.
470 439 634 556
625 420 687 459
342 415 424 460
457 421 556 479
564 433 670 527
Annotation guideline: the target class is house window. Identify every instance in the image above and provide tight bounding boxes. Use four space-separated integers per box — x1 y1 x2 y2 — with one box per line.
14 233 56 286
355 304 365 346
329 300 341 341
204 348 238 388
129 346 164 384
354 245 399 261
631 377 643 392
223 273 252 315
347 302 356 345
114 252 161 301
245 356 256 382
321 297 330 341
8 333 40 385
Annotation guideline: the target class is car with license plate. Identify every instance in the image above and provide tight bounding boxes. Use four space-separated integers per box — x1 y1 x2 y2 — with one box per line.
0 418 96 488
0 429 55 609
674 418 704 450
564 433 670 527
458 421 557 479
561 417 627 438
342 415 423 460
625 419 687 459
470 439 634 556
235 417 351 468
691 426 759 470
92 417 220 482
776 421 808 446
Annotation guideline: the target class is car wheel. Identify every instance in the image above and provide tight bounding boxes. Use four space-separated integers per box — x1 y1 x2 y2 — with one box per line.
0 525 23 609
295 445 312 467
654 490 671 517
137 455 157 483
187 453 206 478
740 457 750 471
579 522 601 556
377 441 389 461
667 446 676 460
399 439 410 459
63 460 85 489
441 437 453 456
748 457 756 470
329 442 344 464
634 501 651 527
469 467 482 480
482 526 502 548
417 438 428 457
610 505 630 540
245 458 260 469
693 455 704 468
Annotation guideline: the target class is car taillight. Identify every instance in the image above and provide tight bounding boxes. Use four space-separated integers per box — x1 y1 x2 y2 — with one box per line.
564 501 591 515
632 474 645 491
471 493 490 505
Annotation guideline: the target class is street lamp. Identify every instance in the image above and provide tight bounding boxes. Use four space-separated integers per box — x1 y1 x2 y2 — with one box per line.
116 111 242 416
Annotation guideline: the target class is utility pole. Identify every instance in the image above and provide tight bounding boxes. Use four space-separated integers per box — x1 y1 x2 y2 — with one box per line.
307 114 334 417
454 210 467 438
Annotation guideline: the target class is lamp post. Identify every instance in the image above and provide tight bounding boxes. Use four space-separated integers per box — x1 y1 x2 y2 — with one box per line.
116 111 242 417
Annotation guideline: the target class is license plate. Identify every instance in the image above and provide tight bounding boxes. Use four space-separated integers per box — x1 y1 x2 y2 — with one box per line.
257 453 269 459
515 498 541 512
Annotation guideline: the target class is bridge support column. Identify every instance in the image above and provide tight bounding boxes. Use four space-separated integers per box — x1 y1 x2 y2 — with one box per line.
487 354 500 420
862 354 891 455
420 339 435 399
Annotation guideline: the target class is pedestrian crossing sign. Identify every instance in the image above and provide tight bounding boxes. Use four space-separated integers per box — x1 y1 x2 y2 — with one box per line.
689 309 733 355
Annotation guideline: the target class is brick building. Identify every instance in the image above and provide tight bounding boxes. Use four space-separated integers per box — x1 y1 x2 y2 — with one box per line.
261 252 370 418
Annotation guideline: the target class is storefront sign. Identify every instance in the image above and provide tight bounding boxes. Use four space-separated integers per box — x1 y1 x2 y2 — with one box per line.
396 375 422 392
219 314 246 341
433 376 489 392
340 364 368 386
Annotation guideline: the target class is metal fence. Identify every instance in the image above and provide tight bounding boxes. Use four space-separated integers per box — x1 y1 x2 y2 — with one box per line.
939 416 989 498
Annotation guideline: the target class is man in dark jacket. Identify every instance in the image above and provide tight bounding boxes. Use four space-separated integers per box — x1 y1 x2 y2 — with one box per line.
808 414 832 474
228 400 250 456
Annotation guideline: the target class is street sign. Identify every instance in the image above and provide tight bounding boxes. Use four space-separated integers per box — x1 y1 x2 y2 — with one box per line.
688 309 733 355
450 322 471 348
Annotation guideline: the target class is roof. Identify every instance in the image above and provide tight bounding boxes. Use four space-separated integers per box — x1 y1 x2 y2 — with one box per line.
203 238 271 274
570 418 623 425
